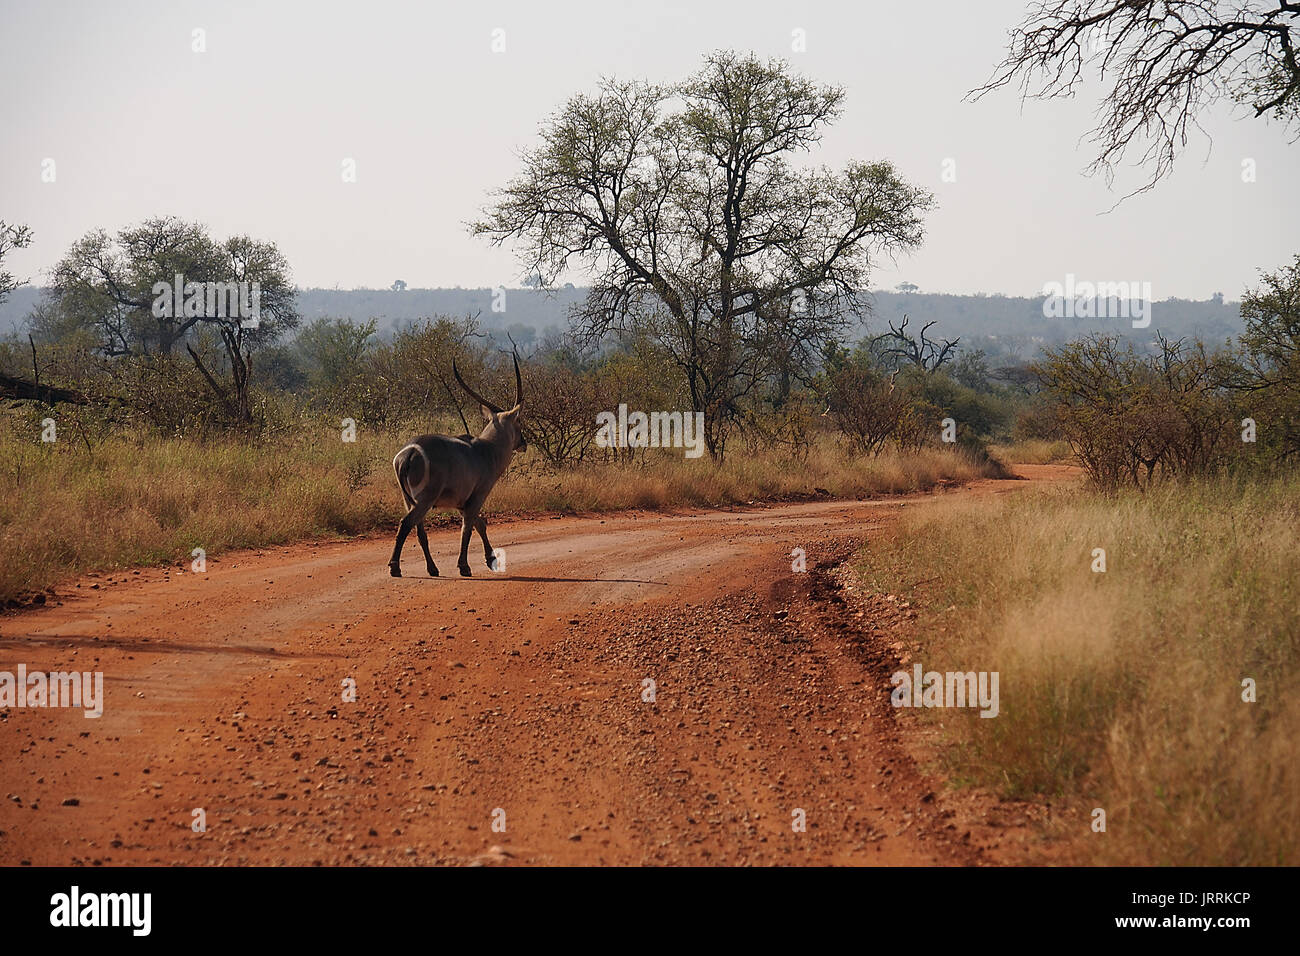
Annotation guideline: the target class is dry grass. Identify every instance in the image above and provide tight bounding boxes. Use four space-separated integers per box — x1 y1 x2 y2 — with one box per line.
493 441 992 512
988 438 1073 464
863 474 1300 865
0 418 997 605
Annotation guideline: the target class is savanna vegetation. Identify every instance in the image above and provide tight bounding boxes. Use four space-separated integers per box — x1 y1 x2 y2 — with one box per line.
0 54 1044 605
1 26 1297 864
0 268 1025 604
859 254 1300 864
865 0 1300 864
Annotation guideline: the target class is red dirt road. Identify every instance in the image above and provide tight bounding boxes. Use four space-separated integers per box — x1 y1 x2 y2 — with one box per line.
0 466 1073 865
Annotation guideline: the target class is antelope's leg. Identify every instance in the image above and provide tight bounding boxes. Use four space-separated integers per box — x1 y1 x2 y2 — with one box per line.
415 515 438 577
474 515 495 569
390 500 432 576
457 507 476 576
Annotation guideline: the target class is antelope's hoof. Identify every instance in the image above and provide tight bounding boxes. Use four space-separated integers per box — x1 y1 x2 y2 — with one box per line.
458 564 473 577
389 565 402 578
427 565 439 577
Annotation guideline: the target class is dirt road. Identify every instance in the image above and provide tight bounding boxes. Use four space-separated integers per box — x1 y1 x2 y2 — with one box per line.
0 465 1073 865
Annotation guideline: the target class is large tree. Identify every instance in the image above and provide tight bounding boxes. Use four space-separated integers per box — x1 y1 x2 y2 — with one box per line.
972 1 1300 195
44 217 299 422
48 217 297 357
474 51 934 459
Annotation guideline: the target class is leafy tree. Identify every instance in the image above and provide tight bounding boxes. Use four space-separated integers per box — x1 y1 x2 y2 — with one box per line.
951 348 992 391
362 315 488 429
45 217 299 424
1037 334 1240 486
198 233 299 422
296 317 378 391
51 219 219 355
47 217 298 359
0 221 33 306
822 348 914 455
474 51 933 459
912 368 1013 442
1239 253 1300 458
1241 253 1300 376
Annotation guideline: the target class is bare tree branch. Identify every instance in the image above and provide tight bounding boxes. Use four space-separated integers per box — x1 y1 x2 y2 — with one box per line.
970 1 1300 199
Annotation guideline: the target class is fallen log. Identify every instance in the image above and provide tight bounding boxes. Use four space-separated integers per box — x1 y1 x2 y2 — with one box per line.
0 373 88 405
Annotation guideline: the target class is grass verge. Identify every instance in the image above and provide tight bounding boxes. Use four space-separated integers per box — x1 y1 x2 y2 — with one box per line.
861 474 1300 864
1 423 1000 605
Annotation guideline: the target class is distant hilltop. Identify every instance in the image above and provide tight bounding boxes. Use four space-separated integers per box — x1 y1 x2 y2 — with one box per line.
1 285 1244 354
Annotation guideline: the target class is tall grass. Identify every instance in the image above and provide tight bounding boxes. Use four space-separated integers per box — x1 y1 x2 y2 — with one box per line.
493 441 992 512
863 475 1300 864
988 438 1073 464
0 418 998 604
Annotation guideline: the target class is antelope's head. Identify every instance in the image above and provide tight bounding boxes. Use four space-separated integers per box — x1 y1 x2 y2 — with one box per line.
453 354 526 454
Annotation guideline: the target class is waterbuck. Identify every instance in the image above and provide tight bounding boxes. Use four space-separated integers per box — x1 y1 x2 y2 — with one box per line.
388 356 525 578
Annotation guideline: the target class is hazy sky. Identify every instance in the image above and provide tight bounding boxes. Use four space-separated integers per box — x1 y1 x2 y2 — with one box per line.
2 0 1297 299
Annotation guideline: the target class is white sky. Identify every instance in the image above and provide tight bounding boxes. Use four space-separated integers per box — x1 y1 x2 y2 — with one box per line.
1 0 1297 299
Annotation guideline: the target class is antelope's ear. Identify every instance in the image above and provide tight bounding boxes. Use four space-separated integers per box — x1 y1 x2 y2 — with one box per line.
504 404 521 418
479 404 495 422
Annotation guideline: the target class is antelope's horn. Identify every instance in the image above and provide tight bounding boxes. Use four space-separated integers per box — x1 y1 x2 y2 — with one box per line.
513 352 523 407
452 360 501 414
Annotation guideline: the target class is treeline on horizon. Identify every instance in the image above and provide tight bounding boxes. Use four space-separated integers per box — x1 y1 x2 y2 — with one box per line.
0 183 1289 492
0 221 1294 488
0 282 1246 359
4 266 1295 489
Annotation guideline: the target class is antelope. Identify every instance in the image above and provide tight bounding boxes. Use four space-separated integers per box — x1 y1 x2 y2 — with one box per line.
388 355 525 578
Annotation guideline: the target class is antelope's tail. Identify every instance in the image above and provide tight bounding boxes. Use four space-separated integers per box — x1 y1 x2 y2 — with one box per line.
393 446 417 508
